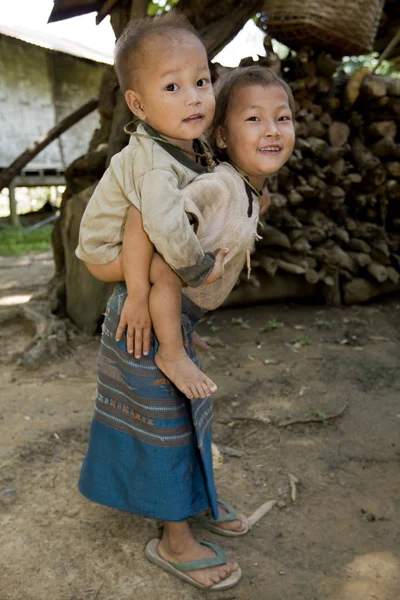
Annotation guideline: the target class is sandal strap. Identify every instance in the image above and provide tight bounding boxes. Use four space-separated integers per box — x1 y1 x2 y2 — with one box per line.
213 499 237 522
170 541 227 572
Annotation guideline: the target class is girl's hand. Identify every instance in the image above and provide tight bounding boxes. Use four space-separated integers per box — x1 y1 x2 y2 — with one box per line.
205 248 229 284
259 187 271 216
115 293 152 358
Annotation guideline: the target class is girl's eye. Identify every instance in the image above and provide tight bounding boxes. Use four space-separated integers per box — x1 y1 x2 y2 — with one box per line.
279 115 291 121
166 83 179 92
246 116 260 122
197 78 209 87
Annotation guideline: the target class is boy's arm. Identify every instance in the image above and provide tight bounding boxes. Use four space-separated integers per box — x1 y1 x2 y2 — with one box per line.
115 206 153 357
135 169 216 287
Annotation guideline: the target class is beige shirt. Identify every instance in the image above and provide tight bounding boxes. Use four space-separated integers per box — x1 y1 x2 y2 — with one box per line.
76 123 214 286
183 162 260 310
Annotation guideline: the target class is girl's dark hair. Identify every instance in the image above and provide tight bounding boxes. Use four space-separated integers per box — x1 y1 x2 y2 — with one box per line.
115 11 204 92
209 66 296 162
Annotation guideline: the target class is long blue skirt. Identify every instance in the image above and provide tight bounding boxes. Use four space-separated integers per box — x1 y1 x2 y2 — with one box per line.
78 283 218 522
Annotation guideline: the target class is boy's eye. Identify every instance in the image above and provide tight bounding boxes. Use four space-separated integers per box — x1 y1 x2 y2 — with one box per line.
166 83 179 92
246 116 260 122
196 78 208 87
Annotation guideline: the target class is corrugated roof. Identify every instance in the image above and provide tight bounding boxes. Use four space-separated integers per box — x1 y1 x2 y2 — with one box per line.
0 23 113 64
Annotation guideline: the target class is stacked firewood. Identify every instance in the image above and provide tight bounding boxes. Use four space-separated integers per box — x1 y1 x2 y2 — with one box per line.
233 50 400 305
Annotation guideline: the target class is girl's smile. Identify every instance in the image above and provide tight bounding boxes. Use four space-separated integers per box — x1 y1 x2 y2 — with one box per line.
217 83 295 189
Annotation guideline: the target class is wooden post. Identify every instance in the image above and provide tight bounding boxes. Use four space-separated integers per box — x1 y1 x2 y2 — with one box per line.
8 181 20 227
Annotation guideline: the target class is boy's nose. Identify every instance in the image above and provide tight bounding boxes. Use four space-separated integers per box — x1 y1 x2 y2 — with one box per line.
186 87 201 106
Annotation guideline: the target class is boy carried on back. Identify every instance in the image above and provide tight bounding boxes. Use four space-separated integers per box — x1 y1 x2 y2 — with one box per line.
76 12 226 400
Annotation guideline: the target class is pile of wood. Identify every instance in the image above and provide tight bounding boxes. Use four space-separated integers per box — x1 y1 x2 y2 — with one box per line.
232 49 400 305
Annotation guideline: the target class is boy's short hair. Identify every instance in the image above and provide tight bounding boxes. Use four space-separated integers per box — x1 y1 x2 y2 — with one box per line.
209 66 296 161
115 11 204 92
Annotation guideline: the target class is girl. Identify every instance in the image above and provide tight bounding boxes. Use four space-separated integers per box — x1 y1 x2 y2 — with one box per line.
79 66 295 591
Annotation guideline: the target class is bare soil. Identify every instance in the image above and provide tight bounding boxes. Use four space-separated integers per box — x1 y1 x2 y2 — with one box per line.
1 252 400 600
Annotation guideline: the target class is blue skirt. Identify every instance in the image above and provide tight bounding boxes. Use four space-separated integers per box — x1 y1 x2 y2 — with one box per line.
78 283 218 522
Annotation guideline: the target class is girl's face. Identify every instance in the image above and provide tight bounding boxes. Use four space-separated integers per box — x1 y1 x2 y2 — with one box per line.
217 83 295 189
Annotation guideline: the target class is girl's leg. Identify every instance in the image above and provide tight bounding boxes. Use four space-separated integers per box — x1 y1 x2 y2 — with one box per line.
149 253 217 399
158 521 239 588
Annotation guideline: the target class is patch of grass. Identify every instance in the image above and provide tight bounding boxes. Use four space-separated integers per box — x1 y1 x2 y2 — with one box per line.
231 317 251 330
0 226 52 256
260 318 282 332
293 335 312 346
305 411 329 425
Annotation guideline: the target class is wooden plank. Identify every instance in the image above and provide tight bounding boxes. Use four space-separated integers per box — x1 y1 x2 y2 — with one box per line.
8 182 20 228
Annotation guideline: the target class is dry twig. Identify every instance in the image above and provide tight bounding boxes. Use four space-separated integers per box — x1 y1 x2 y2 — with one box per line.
278 402 349 427
248 500 276 527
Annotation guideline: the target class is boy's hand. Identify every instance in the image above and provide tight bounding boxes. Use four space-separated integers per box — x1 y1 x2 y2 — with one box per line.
259 187 271 215
115 293 152 358
205 248 229 284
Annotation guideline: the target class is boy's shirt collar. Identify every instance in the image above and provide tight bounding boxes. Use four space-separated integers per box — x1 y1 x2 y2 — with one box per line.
142 123 208 174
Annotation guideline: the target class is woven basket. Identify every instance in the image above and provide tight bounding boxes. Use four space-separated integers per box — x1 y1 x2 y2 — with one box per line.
259 0 385 56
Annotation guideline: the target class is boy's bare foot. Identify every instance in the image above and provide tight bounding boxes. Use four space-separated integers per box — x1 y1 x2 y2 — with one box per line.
191 331 209 352
155 347 217 399
158 524 239 588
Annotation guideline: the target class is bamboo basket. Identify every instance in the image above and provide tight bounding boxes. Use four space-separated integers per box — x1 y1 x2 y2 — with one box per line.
259 0 385 56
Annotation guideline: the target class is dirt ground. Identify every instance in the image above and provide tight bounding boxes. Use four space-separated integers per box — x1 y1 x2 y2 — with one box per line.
1 251 400 600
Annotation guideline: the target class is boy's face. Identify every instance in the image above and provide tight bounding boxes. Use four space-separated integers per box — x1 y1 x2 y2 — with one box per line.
217 84 295 189
125 33 215 150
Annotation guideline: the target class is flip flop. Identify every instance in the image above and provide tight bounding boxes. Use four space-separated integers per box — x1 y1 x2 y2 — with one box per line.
145 538 242 591
190 499 250 537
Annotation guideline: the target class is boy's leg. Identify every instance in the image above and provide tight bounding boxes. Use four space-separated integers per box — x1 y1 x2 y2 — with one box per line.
84 255 123 282
157 521 239 588
149 253 217 399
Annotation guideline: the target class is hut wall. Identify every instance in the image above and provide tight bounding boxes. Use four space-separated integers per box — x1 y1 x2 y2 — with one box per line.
0 34 104 171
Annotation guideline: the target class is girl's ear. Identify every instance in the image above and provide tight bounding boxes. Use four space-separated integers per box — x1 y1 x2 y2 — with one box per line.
215 126 227 149
125 90 146 120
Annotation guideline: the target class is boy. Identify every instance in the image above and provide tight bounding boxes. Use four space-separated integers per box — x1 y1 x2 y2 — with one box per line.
77 12 226 399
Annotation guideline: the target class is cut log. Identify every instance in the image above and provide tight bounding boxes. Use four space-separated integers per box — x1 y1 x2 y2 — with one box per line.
258 255 278 277
366 121 397 139
369 137 397 158
257 225 291 249
343 278 400 304
367 261 388 283
276 259 307 275
386 162 400 178
328 122 350 147
288 190 304 206
347 238 372 253
347 251 372 267
387 266 400 284
292 238 311 253
352 137 380 171
344 66 369 106
361 76 388 99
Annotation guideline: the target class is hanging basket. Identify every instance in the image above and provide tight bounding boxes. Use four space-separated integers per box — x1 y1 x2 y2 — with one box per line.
258 0 385 56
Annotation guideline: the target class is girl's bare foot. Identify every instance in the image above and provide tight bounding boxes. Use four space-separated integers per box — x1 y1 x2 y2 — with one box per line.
158 521 239 588
155 347 217 399
198 505 247 533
